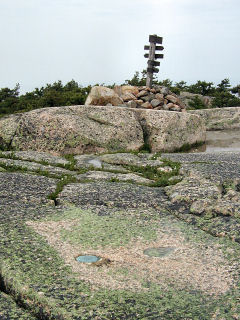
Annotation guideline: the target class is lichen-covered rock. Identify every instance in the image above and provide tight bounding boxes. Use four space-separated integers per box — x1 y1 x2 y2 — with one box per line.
0 106 144 155
85 86 124 106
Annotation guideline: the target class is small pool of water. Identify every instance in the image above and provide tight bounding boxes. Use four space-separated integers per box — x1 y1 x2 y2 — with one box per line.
190 129 240 153
76 255 100 263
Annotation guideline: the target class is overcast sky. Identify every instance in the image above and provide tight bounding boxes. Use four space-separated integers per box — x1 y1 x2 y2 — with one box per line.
0 0 239 93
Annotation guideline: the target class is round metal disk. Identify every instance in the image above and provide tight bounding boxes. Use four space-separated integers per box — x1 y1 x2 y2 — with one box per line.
76 255 100 263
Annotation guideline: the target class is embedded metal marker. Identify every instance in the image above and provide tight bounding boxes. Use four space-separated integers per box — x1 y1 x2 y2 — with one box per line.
144 34 164 88
76 255 100 263
143 247 175 258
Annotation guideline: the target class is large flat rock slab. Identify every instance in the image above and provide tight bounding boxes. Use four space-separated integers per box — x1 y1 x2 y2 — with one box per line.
0 105 206 154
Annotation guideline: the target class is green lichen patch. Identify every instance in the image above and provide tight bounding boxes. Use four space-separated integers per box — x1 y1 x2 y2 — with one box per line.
44 209 158 249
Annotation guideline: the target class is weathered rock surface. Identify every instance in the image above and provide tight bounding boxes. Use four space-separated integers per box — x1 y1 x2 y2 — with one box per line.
0 105 206 154
74 154 130 172
1 151 69 166
99 153 163 167
0 158 75 177
163 151 240 232
132 109 206 153
189 106 240 130
0 106 144 155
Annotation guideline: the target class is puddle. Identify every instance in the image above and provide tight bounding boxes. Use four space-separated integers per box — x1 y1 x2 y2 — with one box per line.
87 159 102 168
143 247 175 258
190 129 240 153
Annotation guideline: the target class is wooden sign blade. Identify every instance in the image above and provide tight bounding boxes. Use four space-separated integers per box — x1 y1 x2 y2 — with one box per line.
155 46 164 51
149 35 163 44
144 45 150 50
148 60 160 67
147 67 159 73
155 54 164 59
144 53 149 58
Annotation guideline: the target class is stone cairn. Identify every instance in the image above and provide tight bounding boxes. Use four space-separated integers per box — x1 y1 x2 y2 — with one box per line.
85 85 186 112
115 85 186 112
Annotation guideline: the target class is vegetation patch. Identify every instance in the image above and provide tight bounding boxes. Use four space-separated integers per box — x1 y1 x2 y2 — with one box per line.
171 140 205 153
47 175 77 203
123 158 181 187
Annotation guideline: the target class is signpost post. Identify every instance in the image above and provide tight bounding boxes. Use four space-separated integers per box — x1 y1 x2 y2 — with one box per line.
144 35 164 88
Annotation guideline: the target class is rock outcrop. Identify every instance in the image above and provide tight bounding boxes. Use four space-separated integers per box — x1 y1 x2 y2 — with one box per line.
189 106 240 130
86 85 186 112
0 105 205 154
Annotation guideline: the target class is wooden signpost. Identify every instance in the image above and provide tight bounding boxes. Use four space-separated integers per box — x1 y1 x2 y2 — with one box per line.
144 34 164 88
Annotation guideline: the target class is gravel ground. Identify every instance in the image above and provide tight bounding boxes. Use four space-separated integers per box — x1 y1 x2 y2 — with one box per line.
162 151 240 182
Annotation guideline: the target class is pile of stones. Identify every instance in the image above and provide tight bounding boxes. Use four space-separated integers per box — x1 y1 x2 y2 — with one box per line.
114 85 186 112
85 85 186 112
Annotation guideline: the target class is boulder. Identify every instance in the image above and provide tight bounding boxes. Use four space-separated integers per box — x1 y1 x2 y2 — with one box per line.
132 109 206 153
0 106 144 155
85 86 123 106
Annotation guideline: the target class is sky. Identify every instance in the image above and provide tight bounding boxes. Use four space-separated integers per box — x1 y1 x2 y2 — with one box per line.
0 0 239 93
